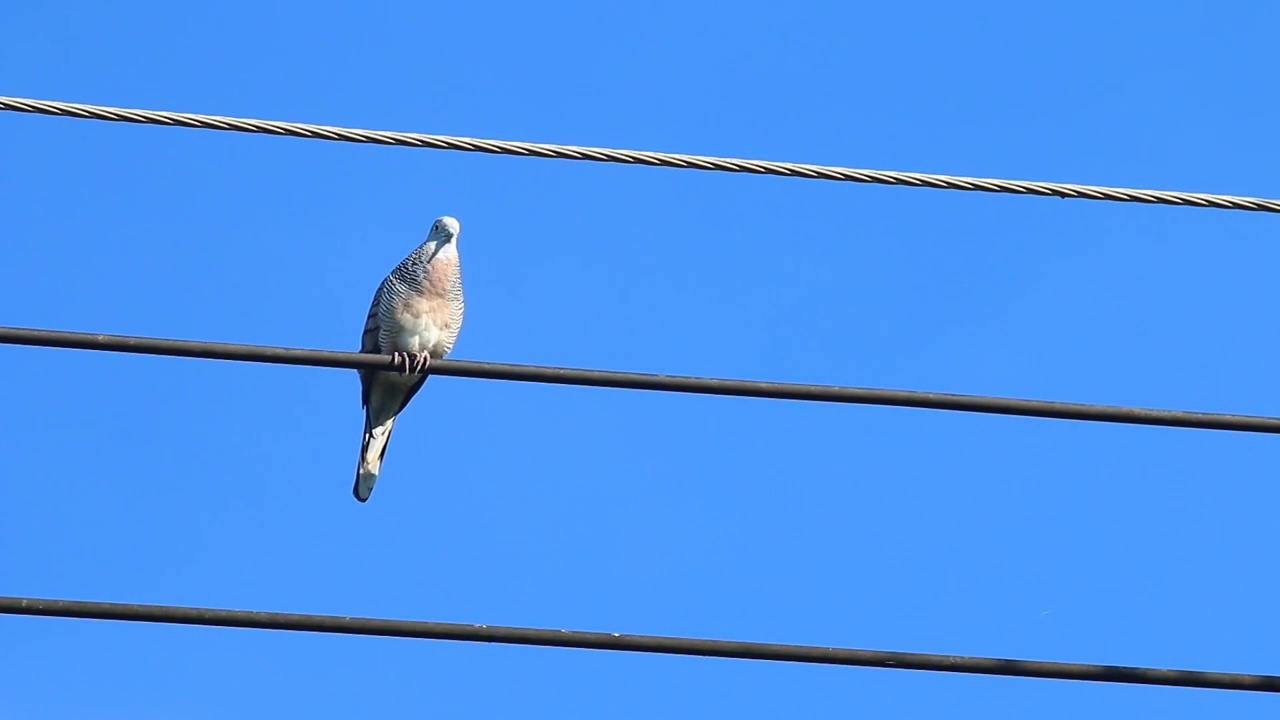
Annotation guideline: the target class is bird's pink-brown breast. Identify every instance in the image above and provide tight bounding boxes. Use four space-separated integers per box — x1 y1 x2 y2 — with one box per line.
388 253 462 357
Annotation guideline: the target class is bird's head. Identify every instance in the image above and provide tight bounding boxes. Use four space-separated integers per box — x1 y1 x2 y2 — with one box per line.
429 216 461 244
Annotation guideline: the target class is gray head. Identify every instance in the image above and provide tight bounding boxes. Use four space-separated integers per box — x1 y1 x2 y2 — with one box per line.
429 216 461 244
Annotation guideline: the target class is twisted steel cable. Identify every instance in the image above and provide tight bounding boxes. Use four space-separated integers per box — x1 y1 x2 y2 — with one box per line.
4 95 1279 212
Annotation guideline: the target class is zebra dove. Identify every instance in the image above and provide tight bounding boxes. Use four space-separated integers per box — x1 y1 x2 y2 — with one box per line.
353 215 464 502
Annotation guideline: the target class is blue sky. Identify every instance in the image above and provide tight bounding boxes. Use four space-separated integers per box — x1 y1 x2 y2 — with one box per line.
3 1 1279 717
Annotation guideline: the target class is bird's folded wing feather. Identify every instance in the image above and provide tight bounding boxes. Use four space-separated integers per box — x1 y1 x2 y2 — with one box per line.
359 286 386 410
358 280 427 417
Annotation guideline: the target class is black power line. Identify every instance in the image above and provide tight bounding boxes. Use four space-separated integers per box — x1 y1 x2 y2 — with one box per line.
4 325 1280 434
2 595 1276 693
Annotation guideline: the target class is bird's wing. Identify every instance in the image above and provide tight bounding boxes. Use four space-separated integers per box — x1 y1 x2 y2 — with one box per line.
358 278 428 417
357 284 385 410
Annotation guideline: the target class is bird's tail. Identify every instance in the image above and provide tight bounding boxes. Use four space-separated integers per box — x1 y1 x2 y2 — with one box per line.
353 413 397 502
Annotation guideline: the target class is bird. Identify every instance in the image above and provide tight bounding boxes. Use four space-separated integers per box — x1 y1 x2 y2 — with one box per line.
353 215 465 502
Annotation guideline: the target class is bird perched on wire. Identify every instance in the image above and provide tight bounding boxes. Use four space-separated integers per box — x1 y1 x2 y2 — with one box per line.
353 215 465 503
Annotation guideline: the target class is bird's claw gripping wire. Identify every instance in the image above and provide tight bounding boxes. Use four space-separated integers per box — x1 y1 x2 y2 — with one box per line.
391 351 430 375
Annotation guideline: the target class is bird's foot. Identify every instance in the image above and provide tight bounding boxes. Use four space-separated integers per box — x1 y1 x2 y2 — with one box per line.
391 351 430 375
